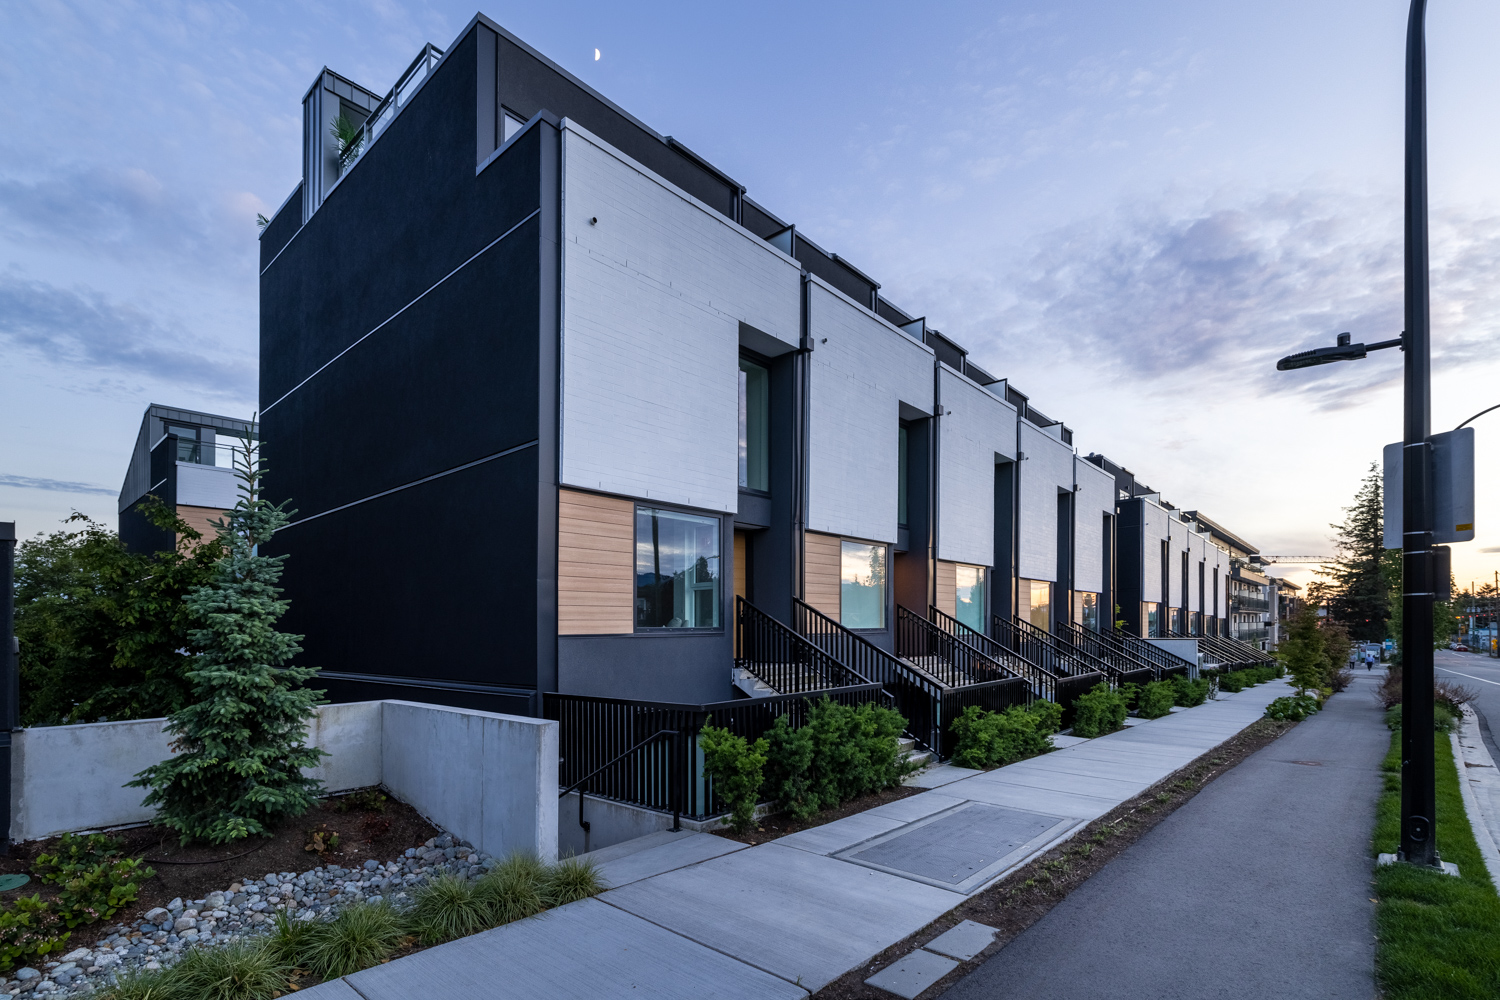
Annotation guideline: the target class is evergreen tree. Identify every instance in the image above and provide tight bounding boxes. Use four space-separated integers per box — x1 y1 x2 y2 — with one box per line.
1279 603 1329 694
1324 463 1389 642
130 438 326 844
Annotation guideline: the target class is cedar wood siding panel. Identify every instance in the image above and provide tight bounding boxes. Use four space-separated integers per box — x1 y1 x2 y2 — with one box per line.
804 531 842 618
934 560 957 617
558 489 634 635
176 505 227 550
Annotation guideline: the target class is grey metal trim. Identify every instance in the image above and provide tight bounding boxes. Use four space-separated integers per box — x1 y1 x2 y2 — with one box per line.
317 670 535 700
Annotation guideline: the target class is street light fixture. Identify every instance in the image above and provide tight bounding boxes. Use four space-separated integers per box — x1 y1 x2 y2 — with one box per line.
1274 0 1443 869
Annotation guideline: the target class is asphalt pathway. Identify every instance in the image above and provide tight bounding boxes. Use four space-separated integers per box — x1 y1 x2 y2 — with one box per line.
944 673 1387 1000
1434 647 1500 762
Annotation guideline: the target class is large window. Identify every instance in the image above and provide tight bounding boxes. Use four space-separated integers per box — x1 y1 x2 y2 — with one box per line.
1029 580 1051 631
635 507 721 629
840 540 887 629
738 358 769 492
1144 601 1160 637
1080 592 1100 632
955 564 986 632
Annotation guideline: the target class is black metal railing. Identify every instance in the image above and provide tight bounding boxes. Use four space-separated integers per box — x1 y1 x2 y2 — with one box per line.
793 598 949 753
544 684 893 823
1109 629 1195 679
1012 616 1122 680
736 597 870 694
926 606 1054 700
1055 620 1156 688
895 606 1015 688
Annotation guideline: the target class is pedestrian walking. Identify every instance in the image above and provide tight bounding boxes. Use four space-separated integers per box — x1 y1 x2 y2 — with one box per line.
1365 648 1375 670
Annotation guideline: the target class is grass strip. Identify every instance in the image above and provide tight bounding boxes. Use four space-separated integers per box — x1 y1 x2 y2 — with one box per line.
1373 729 1500 999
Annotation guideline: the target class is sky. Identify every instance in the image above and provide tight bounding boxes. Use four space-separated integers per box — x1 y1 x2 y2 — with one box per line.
2 0 1499 591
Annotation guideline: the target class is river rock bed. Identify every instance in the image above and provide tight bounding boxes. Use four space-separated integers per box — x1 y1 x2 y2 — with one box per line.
0 833 489 997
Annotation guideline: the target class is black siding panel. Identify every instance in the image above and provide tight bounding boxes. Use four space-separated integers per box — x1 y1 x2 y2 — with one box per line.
259 184 303 268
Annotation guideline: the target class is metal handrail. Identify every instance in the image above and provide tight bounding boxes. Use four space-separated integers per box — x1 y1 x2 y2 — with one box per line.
736 597 870 693
1107 629 1196 675
1055 620 1158 677
793 598 947 753
559 729 681 846
1010 615 1122 680
924 606 1051 700
895 606 1016 688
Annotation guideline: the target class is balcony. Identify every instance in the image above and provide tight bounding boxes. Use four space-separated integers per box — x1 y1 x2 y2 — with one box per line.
1232 595 1270 614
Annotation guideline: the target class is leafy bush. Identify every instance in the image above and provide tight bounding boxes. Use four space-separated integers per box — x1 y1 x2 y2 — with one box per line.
700 725 767 833
1218 664 1279 693
1116 682 1141 711
1265 694 1321 722
1171 675 1210 708
1136 681 1175 719
301 901 405 980
50 856 153 928
800 699 911 811
762 714 817 821
1070 684 1128 738
0 895 70 971
949 702 1059 769
331 789 388 814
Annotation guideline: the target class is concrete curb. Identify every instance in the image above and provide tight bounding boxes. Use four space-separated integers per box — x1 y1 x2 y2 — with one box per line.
1454 705 1500 887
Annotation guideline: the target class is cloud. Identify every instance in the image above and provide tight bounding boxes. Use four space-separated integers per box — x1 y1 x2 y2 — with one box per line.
0 474 115 496
1482 546 1500 554
935 190 1500 411
0 273 253 393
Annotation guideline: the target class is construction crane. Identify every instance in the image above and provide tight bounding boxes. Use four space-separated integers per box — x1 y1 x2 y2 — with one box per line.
1256 555 1336 564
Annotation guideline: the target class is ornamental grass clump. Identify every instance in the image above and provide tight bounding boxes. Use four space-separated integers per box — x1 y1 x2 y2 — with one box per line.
157 939 290 1000
543 856 605 906
948 701 1060 769
130 436 327 845
301 901 405 980
410 874 492 945
475 853 549 925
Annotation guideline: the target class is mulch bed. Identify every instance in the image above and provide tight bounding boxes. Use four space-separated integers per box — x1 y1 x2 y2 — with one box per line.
814 717 1297 999
716 785 926 847
0 789 437 951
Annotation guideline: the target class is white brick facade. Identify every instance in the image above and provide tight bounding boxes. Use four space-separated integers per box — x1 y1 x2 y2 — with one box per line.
937 365 1016 566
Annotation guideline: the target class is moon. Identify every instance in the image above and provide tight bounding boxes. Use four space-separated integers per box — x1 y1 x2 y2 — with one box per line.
594 48 600 61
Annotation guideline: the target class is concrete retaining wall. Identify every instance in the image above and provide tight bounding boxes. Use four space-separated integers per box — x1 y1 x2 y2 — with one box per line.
9 700 558 860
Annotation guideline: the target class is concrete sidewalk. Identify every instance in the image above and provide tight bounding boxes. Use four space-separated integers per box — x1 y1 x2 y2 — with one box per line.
300 679 1293 999
945 672 1386 1000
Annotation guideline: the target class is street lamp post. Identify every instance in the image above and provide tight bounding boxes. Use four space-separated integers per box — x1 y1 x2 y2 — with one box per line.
1274 0 1440 867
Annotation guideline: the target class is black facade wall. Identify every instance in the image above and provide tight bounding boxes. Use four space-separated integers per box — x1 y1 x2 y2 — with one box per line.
893 417 932 616
1116 498 1144 635
260 29 541 406
488 27 737 220
558 633 731 704
1055 491 1074 625
119 498 174 555
258 183 303 268
316 676 532 717
993 460 1016 625
745 350 799 623
275 452 538 691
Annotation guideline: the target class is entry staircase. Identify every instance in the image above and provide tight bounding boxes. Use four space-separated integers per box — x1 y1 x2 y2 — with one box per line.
1054 620 1158 685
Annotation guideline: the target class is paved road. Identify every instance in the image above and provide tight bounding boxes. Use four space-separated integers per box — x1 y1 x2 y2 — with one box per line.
945 673 1386 1000
1433 647 1500 761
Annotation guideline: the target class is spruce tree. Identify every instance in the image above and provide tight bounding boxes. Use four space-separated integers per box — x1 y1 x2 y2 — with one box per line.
130 437 326 844
1324 463 1389 642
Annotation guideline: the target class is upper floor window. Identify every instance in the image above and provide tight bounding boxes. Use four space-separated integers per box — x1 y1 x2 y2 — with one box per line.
840 540 887 630
898 426 909 527
166 424 204 464
738 358 769 492
635 507 720 629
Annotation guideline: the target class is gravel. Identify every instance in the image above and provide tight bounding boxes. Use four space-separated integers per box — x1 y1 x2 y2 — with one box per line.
2 834 494 996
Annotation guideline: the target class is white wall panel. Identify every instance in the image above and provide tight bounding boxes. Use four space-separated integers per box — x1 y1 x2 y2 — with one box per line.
1072 457 1114 594
937 366 1016 566
176 464 238 509
806 280 934 543
1140 500 1170 603
1017 423 1074 582
558 124 802 512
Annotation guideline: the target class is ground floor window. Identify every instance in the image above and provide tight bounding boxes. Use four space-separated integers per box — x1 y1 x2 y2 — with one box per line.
635 507 720 629
1143 601 1160 637
955 565 986 633
1079 592 1100 632
840 540 887 630
1169 607 1183 634
1028 580 1051 632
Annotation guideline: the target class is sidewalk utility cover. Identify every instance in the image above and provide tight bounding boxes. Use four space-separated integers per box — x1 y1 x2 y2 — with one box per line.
836 801 1074 893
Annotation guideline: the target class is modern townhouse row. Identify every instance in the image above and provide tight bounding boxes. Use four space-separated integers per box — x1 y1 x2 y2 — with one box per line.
247 13 1275 760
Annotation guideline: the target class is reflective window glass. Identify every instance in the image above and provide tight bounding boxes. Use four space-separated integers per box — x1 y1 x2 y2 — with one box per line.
840 541 887 630
738 359 769 491
955 564 985 632
1029 580 1051 631
635 508 721 629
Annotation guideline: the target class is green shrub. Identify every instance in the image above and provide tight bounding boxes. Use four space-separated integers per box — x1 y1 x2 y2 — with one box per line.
949 702 1058 769
95 964 173 1000
762 714 818 821
410 874 491 946
156 938 289 1000
1384 702 1459 734
1116 682 1141 711
542 856 604 907
474 853 548 925
265 909 317 967
1219 664 1279 693
1171 675 1210 708
1265 694 1321 722
802 699 910 809
33 833 124 877
1070 683 1128 738
700 725 767 833
1136 681 1175 719
301 901 404 980
0 895 70 971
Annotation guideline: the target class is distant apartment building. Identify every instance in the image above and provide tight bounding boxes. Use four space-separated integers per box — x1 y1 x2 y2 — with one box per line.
118 405 256 553
257 14 1263 725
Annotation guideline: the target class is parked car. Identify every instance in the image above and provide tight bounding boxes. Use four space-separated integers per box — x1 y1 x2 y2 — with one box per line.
1450 642 1469 652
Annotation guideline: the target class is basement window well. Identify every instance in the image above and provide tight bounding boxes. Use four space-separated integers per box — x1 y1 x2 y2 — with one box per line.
635 507 721 630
